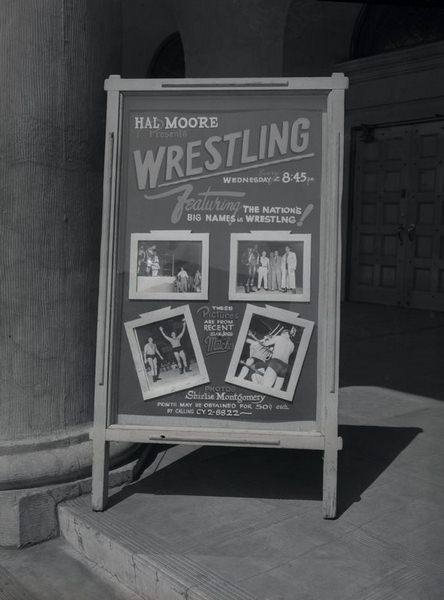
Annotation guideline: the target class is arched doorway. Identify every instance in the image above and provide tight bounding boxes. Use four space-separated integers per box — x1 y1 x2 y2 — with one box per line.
351 3 444 58
346 5 444 311
147 32 185 78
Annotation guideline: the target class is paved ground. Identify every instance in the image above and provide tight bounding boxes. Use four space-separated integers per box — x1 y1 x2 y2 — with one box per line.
1 302 443 600
0 537 140 600
340 301 444 401
55 385 444 600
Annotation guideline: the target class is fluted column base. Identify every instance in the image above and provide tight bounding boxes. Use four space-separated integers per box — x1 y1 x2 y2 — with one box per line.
0 428 136 547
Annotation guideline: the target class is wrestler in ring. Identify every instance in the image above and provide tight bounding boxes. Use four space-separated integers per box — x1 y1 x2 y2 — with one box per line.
143 336 163 383
238 330 272 380
252 328 295 390
159 320 191 374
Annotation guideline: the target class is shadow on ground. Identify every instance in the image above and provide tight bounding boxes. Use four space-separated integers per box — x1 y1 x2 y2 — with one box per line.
336 424 421 516
340 302 444 400
109 425 422 517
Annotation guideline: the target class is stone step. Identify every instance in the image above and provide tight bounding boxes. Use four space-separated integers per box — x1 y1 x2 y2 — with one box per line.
59 492 258 600
57 444 264 600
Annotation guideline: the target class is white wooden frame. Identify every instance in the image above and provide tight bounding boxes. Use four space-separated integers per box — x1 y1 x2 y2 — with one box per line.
228 231 311 302
225 304 314 402
92 75 348 518
124 304 209 400
129 231 209 300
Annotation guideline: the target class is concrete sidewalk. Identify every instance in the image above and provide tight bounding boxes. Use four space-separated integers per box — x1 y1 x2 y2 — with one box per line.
0 538 140 600
57 386 444 600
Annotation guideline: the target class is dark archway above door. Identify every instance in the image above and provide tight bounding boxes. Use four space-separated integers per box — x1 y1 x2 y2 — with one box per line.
352 4 444 58
147 32 185 78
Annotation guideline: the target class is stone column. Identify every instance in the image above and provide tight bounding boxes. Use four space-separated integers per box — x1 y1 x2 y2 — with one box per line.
0 0 131 546
170 0 291 77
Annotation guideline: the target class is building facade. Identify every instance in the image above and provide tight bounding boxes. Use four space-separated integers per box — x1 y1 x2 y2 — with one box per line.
1 0 443 545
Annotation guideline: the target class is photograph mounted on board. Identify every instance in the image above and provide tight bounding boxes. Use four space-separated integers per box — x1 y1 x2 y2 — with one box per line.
129 231 209 300
225 304 314 402
124 305 209 401
229 232 311 302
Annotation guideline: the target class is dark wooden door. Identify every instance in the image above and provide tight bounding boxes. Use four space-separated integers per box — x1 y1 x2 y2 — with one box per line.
349 120 444 311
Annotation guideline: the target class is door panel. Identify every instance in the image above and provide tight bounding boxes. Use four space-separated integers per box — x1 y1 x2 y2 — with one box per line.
350 125 409 305
405 122 444 310
350 120 444 311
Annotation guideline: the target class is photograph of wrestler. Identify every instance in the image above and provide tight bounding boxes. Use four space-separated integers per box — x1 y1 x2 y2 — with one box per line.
124 305 209 401
226 304 314 402
143 336 163 382
229 232 311 302
129 231 209 300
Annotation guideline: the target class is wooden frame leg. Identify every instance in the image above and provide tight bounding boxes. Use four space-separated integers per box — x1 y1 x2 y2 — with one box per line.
322 440 338 519
92 439 110 511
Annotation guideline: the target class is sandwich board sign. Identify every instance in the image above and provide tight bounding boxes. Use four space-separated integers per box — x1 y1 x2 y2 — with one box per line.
92 75 348 517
